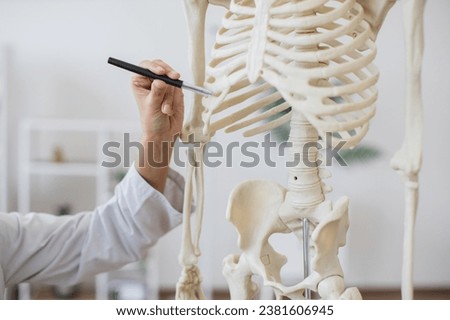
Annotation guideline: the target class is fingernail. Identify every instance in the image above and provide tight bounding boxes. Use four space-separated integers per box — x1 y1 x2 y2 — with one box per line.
157 66 164 73
170 71 180 78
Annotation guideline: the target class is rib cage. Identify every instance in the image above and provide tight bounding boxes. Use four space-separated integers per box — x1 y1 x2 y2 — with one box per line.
203 0 378 148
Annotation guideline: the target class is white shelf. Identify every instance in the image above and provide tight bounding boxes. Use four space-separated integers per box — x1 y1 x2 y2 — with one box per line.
22 118 139 133
28 161 99 176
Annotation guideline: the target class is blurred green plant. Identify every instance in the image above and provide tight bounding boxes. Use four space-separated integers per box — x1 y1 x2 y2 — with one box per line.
338 145 381 165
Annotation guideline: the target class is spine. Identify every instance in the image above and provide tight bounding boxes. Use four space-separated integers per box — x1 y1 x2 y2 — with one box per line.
286 5 326 208
287 111 325 208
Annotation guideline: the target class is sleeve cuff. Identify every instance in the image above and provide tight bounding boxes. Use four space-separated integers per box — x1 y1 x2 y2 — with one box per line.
124 164 184 216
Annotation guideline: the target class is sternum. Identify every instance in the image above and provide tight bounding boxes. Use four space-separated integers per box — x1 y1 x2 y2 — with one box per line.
246 0 274 83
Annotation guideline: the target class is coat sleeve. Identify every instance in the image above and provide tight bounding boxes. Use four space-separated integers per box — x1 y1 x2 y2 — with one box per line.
0 166 184 287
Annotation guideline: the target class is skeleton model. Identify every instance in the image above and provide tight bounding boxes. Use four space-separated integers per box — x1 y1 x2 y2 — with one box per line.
176 0 426 300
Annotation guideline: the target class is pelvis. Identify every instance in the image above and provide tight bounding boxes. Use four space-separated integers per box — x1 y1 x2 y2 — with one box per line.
223 179 360 299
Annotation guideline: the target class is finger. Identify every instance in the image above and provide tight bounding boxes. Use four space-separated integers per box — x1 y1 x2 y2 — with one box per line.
147 80 167 112
161 85 175 116
172 87 185 119
152 59 181 79
139 60 166 75
132 59 165 91
133 59 179 91
132 74 153 91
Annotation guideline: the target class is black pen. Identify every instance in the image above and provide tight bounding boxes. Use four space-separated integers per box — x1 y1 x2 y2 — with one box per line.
108 57 213 97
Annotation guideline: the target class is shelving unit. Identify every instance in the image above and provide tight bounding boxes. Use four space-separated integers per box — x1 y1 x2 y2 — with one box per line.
17 118 159 300
17 118 119 214
28 162 99 176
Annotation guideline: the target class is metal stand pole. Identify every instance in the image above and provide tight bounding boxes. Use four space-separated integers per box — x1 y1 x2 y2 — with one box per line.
303 218 311 299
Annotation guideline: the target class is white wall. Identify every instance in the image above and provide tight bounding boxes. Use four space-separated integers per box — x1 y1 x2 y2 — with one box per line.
0 48 7 212
0 0 449 293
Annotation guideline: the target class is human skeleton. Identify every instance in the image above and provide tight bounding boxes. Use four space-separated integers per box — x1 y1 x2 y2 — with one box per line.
176 0 426 300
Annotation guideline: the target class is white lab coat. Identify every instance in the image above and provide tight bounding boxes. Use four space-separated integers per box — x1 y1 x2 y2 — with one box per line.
0 166 184 299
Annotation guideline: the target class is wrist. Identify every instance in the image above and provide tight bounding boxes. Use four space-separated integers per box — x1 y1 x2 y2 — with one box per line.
135 135 173 193
141 132 178 145
139 136 174 169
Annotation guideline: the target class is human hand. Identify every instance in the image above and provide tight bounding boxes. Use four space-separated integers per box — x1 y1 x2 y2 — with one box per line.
131 59 184 191
132 59 184 142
